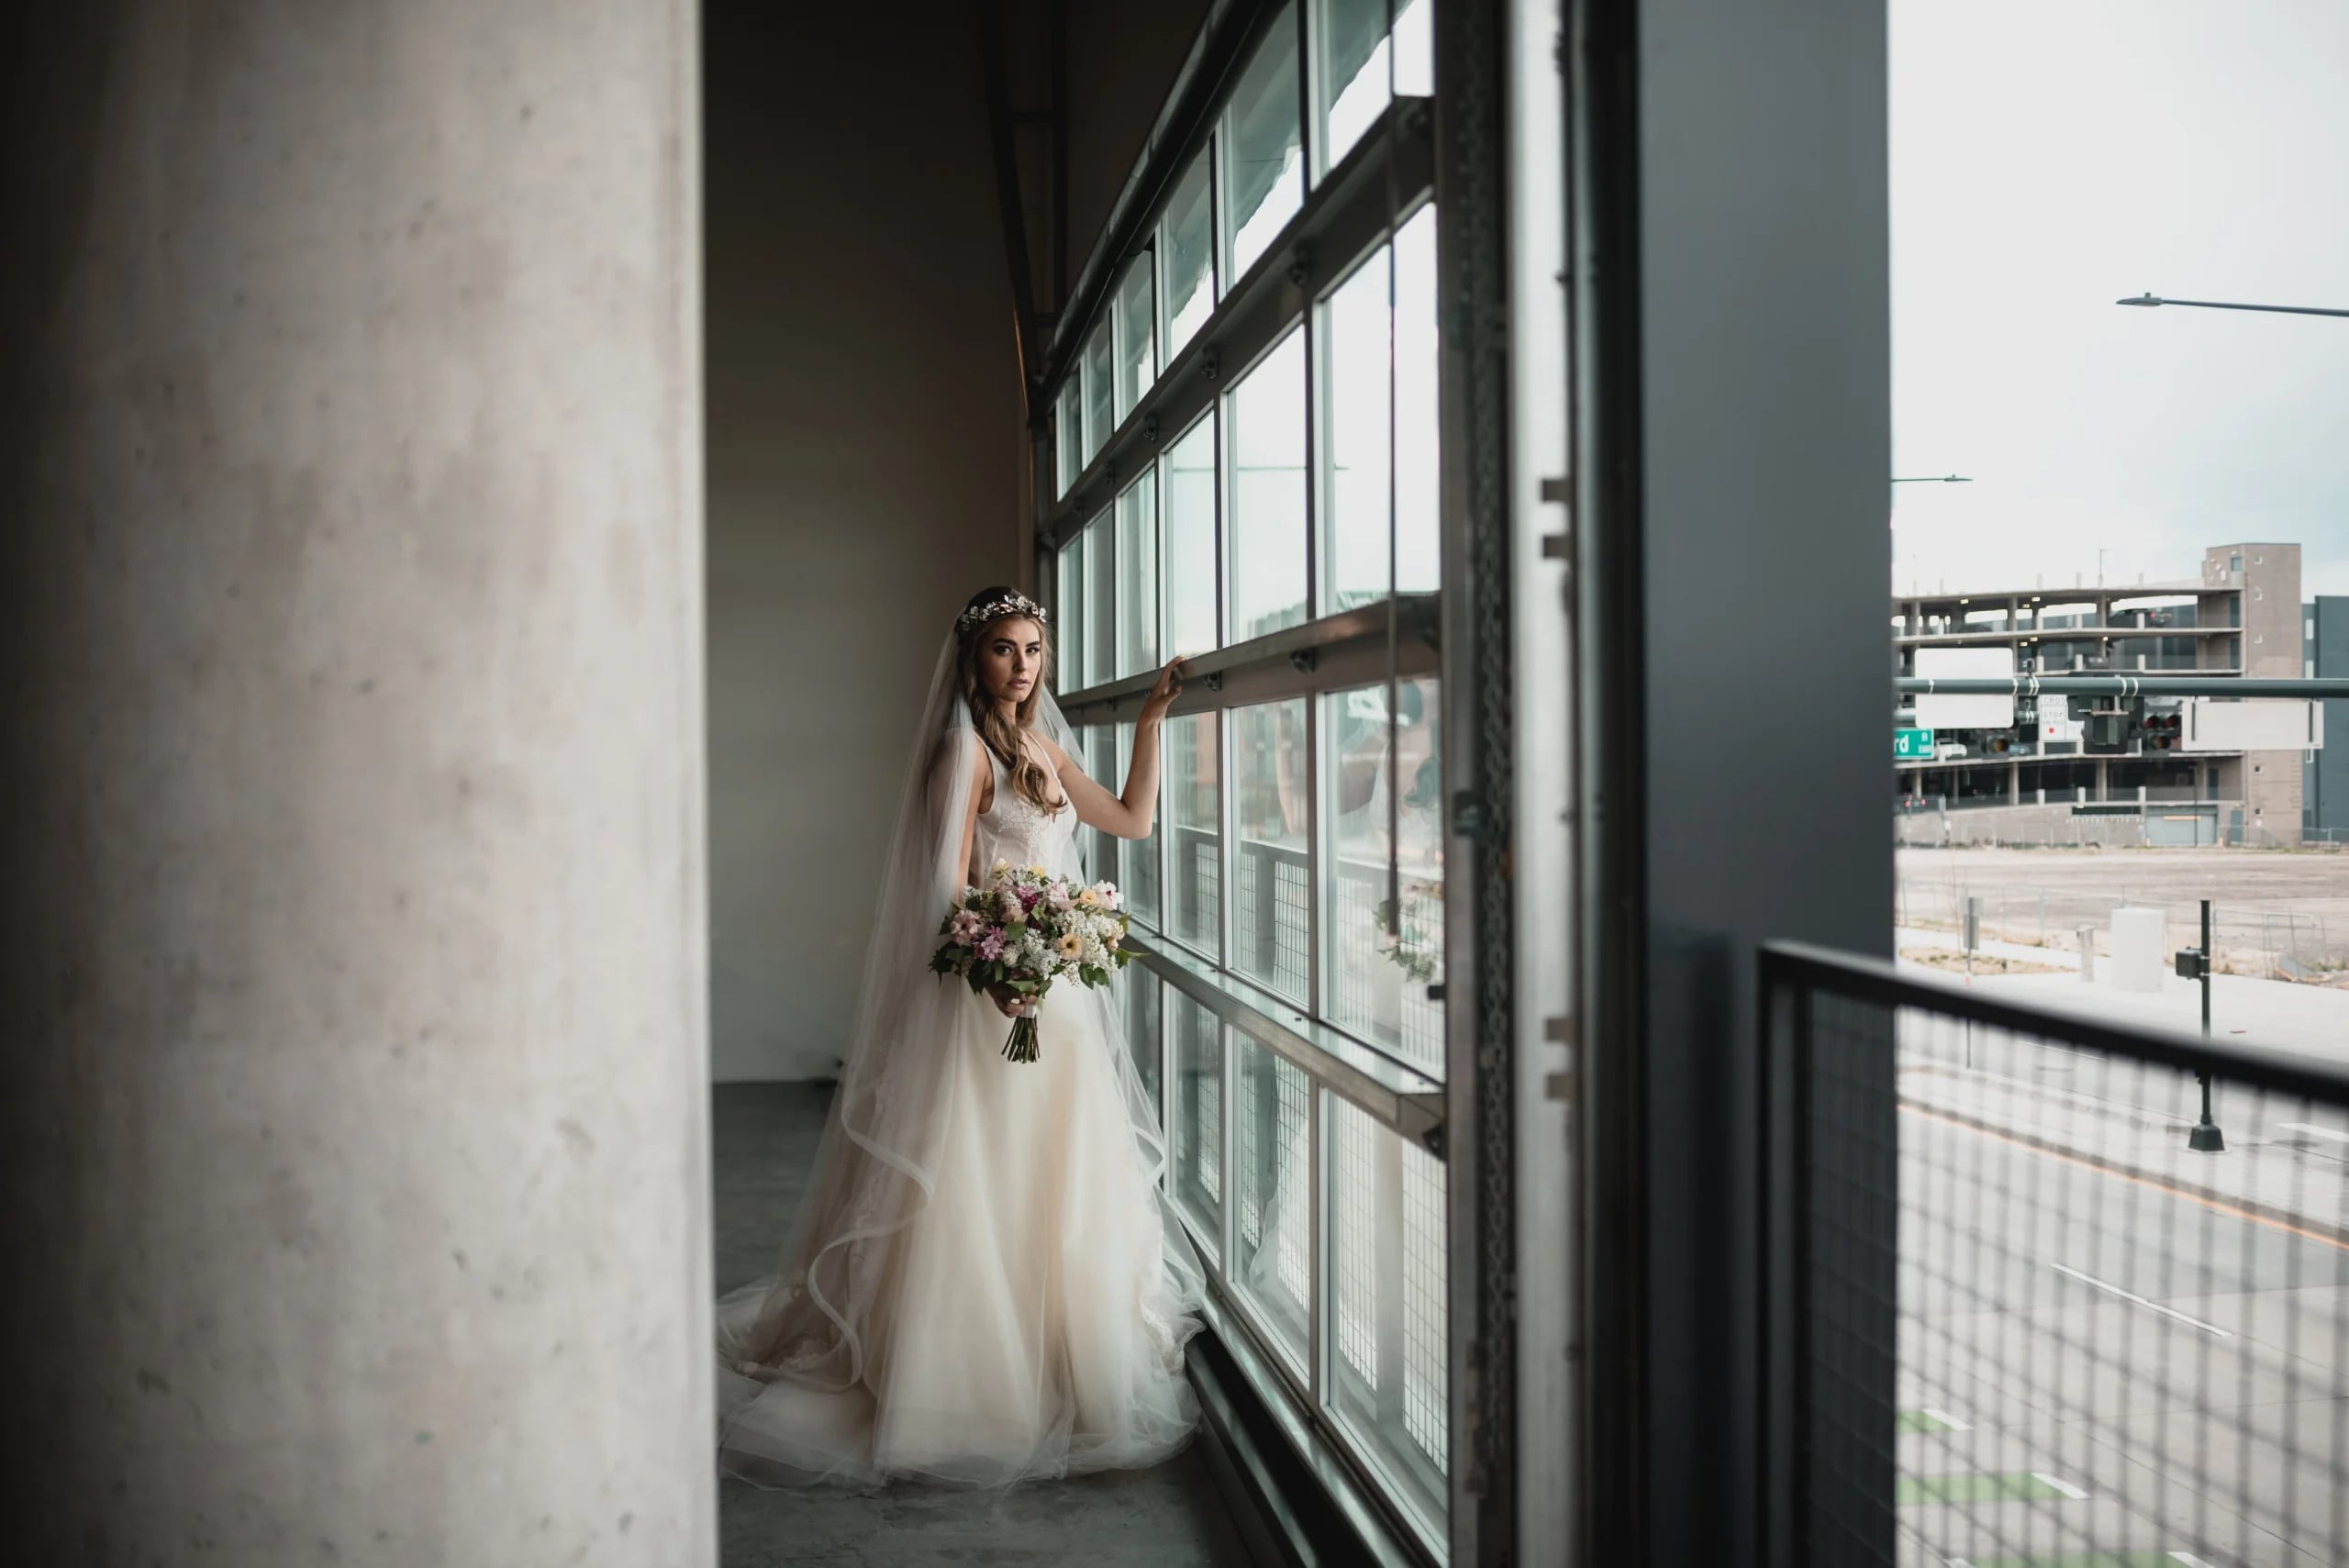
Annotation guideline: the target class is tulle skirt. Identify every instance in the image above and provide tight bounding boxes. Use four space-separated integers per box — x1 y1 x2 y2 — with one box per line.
715 981 1203 1489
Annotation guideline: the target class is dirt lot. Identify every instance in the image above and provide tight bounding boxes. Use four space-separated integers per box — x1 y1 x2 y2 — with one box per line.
1897 846 2349 976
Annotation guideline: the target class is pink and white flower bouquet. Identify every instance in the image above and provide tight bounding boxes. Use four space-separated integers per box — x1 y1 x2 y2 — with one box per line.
931 860 1132 1062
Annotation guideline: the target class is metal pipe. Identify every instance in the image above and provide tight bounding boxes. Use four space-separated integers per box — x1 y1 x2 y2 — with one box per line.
1896 675 2349 699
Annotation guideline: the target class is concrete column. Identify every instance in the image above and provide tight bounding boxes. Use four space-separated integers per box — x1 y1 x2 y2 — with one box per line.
0 6 710 1564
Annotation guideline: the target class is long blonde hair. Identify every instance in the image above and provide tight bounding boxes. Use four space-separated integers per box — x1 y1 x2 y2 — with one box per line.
955 587 1063 814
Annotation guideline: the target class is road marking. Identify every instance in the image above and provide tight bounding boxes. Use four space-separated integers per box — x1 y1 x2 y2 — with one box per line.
1900 1102 2349 1257
2170 1553 2218 1567
2050 1262 2231 1339
2029 1470 2089 1499
2279 1119 2349 1143
1921 1406 1971 1432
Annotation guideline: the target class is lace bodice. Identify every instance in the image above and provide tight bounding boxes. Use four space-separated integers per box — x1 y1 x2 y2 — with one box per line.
973 738 1079 880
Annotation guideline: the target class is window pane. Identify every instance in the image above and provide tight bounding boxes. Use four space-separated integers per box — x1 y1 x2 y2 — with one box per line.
1394 205 1440 595
1232 1035 1311 1373
1164 711 1222 962
1117 472 1160 679
1165 415 1219 657
1161 147 1216 361
1222 6 1304 285
1085 724 1120 886
1056 380 1083 497
1393 0 1431 95
1322 676 1443 1075
1326 1092 1448 1527
1086 506 1117 686
1168 990 1224 1252
1230 329 1310 639
1115 252 1156 425
1323 244 1393 613
1231 699 1310 1005
1317 0 1391 176
1124 968 1163 1118
1058 530 1088 692
1119 719 1162 929
1084 317 1115 464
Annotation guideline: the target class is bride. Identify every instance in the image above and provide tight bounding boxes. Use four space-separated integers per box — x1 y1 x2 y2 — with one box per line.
716 585 1205 1488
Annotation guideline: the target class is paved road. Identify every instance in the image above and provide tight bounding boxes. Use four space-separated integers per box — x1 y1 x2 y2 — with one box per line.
1894 1083 2349 1566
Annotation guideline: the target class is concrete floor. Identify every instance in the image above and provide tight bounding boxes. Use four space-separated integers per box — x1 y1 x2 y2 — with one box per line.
713 1083 1252 1567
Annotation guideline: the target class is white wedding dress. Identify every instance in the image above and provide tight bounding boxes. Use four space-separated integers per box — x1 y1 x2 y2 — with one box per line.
716 643 1204 1489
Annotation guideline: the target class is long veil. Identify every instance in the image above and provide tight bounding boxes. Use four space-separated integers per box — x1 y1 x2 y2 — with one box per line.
715 629 1204 1485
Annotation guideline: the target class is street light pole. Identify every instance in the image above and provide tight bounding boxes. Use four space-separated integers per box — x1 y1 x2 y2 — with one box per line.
2119 292 2349 319
1890 474 1974 484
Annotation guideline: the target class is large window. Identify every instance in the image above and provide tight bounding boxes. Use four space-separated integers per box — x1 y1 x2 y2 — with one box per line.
1036 3 1450 1552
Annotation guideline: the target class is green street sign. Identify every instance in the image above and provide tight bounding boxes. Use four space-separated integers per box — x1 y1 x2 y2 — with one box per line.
1894 727 1935 761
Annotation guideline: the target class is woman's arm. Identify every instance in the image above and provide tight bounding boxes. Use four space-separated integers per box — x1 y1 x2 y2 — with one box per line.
1043 657 1185 841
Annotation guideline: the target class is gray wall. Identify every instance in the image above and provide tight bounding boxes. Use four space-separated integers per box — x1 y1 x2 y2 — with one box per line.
2310 595 2349 831
705 2 1025 1081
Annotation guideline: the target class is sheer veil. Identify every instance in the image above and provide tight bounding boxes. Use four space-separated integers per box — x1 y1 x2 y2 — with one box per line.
715 627 1204 1482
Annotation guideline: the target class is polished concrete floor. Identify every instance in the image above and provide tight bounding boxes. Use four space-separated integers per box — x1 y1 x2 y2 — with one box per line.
713 1082 1252 1567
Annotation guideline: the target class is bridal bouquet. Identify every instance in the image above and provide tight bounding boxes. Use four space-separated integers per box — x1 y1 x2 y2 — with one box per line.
932 861 1131 1062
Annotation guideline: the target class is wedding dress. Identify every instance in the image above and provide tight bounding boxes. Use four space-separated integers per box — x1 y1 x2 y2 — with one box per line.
715 634 1205 1489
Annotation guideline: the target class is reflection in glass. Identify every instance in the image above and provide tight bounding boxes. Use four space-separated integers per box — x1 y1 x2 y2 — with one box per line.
1232 1035 1311 1373
1164 415 1219 658
1327 1091 1449 1528
1393 0 1431 96
1117 473 1160 679
1086 505 1117 689
1323 244 1393 613
1168 990 1225 1251
1317 0 1391 177
1119 719 1162 929
1161 148 1216 361
1115 252 1156 425
1221 5 1304 286
1231 699 1310 1005
1164 711 1223 962
1057 528 1088 693
1394 206 1441 595
1084 317 1116 465
1230 330 1310 639
1322 676 1443 1073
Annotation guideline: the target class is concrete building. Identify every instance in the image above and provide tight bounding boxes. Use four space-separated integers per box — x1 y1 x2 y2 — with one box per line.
1894 542 2305 845
2304 596 2349 838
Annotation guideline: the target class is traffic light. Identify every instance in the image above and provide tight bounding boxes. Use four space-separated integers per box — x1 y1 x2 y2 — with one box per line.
2144 710 2183 751
2083 697 2144 755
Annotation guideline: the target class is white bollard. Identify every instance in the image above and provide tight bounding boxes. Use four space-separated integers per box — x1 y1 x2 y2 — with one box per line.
2076 926 2096 982
2110 906 2166 993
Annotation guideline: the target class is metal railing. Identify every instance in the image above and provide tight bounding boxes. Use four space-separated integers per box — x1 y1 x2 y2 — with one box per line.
1764 941 2349 1568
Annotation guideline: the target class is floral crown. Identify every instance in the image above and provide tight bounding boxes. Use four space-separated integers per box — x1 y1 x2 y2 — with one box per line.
956 593 1050 634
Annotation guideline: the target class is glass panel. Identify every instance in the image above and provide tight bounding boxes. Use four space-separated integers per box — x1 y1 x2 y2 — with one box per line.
1124 967 1163 1119
1161 146 1217 362
1119 719 1162 929
1085 724 1120 887
1056 380 1084 497
1086 506 1117 688
1327 1091 1449 1528
1114 251 1156 425
1221 5 1305 286
1164 711 1223 962
1394 206 1440 595
1117 472 1160 679
1231 699 1310 1005
1057 530 1088 693
1230 329 1310 639
1168 989 1225 1251
1322 676 1443 1075
1232 1035 1312 1373
1322 243 1393 614
1317 0 1391 177
1164 415 1219 657
1084 317 1115 464
1393 0 1431 96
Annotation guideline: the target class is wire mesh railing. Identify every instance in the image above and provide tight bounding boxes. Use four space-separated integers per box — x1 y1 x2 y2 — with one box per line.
1764 941 2349 1568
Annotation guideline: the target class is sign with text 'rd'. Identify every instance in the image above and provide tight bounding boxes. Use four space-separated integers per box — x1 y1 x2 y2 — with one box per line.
1894 727 1935 761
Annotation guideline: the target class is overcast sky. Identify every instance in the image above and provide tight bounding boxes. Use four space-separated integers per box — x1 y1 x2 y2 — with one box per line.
1890 0 2349 601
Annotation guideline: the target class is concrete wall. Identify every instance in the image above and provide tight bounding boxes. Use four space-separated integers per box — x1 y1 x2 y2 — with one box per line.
1894 803 2240 849
0 4 712 1559
2209 542 2305 836
2309 595 2349 830
705 1 1025 1082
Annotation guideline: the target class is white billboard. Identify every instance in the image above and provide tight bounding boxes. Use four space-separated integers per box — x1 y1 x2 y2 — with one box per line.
2180 699 2324 752
1913 646 2017 729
